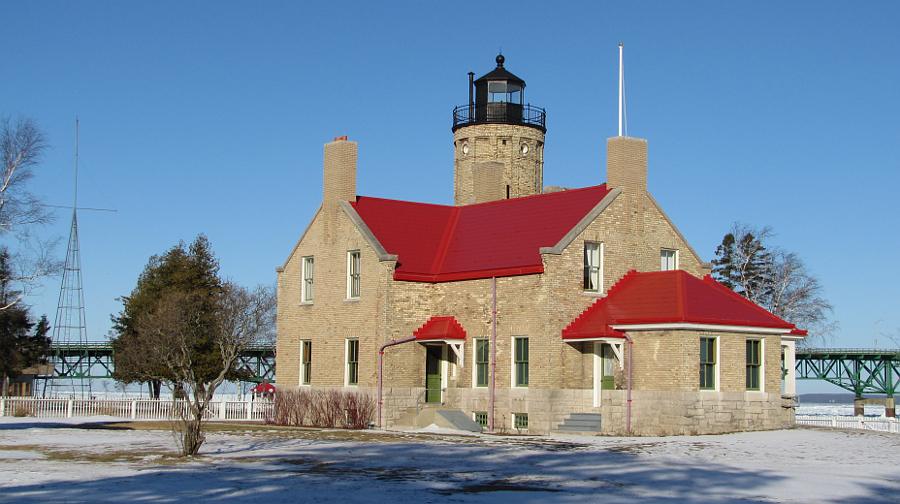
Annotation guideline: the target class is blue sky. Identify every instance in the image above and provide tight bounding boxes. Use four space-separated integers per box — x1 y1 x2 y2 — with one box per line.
2 2 899 392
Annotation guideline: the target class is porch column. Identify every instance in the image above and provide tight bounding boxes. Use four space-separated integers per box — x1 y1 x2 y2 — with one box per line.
782 340 796 397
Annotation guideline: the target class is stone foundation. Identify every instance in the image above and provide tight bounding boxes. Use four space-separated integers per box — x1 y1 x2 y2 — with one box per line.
380 386 794 436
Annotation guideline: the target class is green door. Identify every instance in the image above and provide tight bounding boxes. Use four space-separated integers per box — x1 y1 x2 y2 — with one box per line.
601 344 616 390
425 345 442 403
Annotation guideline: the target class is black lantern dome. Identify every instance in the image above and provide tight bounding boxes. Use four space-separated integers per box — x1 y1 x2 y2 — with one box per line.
452 54 546 132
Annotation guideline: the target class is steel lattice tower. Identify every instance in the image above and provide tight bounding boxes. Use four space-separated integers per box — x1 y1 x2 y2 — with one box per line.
47 118 94 398
47 210 92 398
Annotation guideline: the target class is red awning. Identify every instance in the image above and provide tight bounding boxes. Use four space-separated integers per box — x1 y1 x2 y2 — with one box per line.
414 316 467 341
562 270 804 341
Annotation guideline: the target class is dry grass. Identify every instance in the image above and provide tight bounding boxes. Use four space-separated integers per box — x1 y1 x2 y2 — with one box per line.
0 442 184 464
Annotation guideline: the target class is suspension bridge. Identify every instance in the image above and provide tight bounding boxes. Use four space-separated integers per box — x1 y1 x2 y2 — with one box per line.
42 342 276 384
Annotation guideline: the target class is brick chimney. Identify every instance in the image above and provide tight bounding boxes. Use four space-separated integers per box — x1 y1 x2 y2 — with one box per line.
322 136 357 240
323 136 357 205
606 136 647 195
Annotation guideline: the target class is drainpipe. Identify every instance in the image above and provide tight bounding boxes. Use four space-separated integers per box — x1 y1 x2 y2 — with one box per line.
624 334 634 434
377 336 417 429
489 276 497 432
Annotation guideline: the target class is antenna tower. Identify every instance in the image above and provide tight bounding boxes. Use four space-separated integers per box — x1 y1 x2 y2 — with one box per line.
47 118 92 398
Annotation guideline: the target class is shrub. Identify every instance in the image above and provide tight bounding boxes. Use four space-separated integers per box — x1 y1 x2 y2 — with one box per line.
269 389 374 429
13 405 32 417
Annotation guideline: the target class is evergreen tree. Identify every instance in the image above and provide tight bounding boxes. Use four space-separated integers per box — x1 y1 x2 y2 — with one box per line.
110 234 273 456
110 235 242 398
711 226 773 304
0 248 48 395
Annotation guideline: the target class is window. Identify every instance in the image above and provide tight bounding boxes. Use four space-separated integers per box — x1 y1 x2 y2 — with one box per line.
474 338 489 387
474 411 488 428
700 337 717 390
301 256 314 303
660 249 678 271
347 251 361 299
746 339 762 391
513 413 529 430
583 242 603 292
300 340 312 385
514 337 529 387
346 339 359 386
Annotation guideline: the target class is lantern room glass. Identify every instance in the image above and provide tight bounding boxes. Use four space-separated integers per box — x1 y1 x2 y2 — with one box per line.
488 81 523 104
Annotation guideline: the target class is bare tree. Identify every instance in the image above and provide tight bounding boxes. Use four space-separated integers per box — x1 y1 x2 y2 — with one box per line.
767 250 836 346
713 223 835 346
137 282 274 456
0 117 57 310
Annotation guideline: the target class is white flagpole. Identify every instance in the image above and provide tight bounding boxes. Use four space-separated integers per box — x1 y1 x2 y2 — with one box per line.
618 42 624 137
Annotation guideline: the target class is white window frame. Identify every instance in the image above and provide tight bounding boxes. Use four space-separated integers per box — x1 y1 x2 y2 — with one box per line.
346 250 361 299
583 241 604 293
512 412 529 431
700 336 720 392
660 248 679 271
301 256 314 303
746 338 766 393
344 338 359 387
299 340 312 386
472 338 489 388
511 336 529 388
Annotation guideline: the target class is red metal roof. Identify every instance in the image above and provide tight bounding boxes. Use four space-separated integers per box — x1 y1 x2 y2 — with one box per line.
562 270 803 340
414 316 467 341
351 185 611 282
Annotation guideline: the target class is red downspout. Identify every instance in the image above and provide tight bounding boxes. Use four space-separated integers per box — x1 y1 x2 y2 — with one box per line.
377 336 417 428
489 276 497 432
624 334 634 434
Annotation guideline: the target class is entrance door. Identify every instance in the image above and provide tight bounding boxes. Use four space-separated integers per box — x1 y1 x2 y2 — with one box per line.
425 345 442 403
593 343 617 407
601 345 616 390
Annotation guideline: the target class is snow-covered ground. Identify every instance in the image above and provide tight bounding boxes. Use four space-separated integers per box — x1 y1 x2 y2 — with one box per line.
2 417 898 503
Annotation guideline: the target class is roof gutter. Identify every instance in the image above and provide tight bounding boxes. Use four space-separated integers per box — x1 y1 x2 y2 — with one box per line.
610 323 793 334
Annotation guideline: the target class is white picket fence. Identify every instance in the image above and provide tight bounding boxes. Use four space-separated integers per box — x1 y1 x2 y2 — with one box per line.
796 415 900 434
0 397 273 422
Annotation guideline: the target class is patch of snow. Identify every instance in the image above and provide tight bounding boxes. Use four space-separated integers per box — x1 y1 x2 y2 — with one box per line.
1 423 899 503
413 423 480 436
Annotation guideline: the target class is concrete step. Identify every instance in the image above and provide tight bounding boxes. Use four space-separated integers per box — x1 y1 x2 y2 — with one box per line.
559 419 602 429
554 412 602 434
567 413 602 420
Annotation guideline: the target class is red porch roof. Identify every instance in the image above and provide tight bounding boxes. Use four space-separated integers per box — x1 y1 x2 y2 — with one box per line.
351 185 612 282
562 270 804 341
414 316 467 341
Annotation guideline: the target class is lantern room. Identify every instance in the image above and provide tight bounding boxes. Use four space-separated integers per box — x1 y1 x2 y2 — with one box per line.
452 54 546 132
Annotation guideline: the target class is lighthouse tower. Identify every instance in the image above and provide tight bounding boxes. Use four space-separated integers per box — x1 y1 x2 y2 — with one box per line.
451 54 546 205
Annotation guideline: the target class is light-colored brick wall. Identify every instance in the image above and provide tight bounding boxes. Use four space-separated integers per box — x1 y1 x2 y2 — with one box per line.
276 136 790 436
453 124 544 205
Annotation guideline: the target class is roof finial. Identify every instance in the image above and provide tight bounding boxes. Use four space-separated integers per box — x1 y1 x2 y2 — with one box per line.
496 52 505 68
